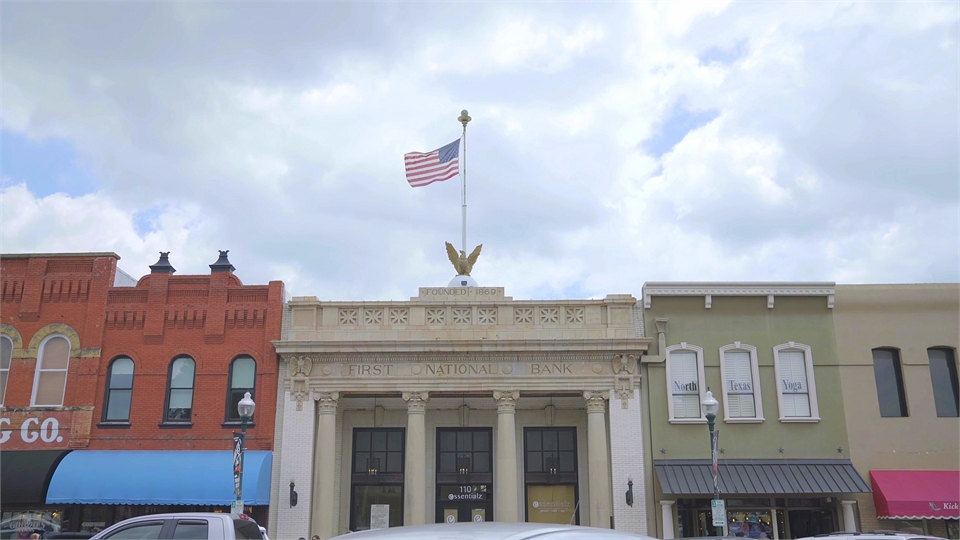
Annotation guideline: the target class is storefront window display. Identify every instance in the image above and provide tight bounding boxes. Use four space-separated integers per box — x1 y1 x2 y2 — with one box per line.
677 498 837 539
728 510 774 538
1 510 62 538
946 519 959 540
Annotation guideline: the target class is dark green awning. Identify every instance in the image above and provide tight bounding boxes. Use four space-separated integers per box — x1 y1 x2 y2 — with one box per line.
655 459 870 495
0 450 70 504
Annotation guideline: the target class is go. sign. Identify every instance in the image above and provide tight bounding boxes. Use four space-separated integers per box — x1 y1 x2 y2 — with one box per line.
0 416 64 444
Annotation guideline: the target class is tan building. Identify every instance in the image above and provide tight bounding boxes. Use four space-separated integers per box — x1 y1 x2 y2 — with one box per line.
833 284 960 539
267 286 652 540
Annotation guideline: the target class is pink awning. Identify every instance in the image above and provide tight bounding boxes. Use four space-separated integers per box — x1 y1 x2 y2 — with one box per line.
871 470 960 519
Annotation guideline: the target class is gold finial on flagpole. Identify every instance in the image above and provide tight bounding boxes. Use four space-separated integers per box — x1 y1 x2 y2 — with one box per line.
459 109 471 126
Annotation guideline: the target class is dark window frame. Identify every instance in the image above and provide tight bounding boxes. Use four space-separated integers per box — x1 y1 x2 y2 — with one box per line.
435 427 493 485
162 355 196 426
929 347 960 418
101 356 135 424
350 427 405 532
872 348 909 418
523 427 579 485
224 355 257 424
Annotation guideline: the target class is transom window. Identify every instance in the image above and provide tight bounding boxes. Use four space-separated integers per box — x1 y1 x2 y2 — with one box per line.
164 356 196 423
437 429 491 476
103 357 134 422
225 356 256 423
525 428 577 477
665 343 707 422
773 342 820 422
0 335 11 406
719 343 763 422
32 335 71 407
929 348 959 418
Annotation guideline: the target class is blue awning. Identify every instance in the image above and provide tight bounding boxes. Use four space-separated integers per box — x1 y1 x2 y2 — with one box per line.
46 450 272 505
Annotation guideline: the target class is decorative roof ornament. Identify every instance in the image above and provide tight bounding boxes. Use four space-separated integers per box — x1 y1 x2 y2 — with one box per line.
209 250 235 273
149 252 176 274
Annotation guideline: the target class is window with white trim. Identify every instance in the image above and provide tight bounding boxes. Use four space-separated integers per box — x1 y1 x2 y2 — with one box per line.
0 335 11 406
773 342 820 421
32 335 71 407
719 342 763 422
665 343 707 422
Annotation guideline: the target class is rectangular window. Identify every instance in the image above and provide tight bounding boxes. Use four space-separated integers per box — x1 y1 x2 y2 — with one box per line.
929 348 959 418
779 351 811 417
873 348 908 417
351 428 405 532
671 352 701 418
724 351 756 418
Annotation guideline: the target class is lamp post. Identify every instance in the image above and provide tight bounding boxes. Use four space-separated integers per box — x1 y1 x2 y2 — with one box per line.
702 390 723 536
234 392 256 513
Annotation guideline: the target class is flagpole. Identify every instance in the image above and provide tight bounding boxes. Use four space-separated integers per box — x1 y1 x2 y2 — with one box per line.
458 109 471 253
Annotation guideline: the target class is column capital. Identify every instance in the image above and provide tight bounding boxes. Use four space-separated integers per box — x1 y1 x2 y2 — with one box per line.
841 500 857 507
403 391 430 413
584 390 609 412
493 390 520 412
660 500 676 508
316 391 340 414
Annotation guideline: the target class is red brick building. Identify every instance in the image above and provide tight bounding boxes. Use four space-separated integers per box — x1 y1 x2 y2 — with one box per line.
1 251 284 536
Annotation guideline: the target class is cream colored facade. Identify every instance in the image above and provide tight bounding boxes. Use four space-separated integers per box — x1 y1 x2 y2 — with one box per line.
268 287 652 540
834 284 960 538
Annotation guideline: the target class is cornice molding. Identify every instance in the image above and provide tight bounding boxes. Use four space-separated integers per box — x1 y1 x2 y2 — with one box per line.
642 282 836 309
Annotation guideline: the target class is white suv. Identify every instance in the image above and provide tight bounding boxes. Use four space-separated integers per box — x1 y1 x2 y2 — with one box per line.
89 513 264 540
796 531 947 540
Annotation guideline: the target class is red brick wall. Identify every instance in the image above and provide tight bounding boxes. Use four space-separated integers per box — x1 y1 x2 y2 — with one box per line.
0 252 283 453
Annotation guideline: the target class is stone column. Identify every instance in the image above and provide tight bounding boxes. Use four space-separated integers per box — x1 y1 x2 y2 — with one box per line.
276 388 316 540
403 392 429 526
313 391 339 539
585 390 612 528
841 500 858 532
493 390 520 522
660 500 676 539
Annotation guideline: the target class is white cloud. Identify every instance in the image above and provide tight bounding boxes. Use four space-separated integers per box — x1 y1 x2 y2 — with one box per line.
0 1 956 299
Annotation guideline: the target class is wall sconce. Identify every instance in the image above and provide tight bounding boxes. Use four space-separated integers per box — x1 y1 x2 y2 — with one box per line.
625 479 634 507
290 481 298 507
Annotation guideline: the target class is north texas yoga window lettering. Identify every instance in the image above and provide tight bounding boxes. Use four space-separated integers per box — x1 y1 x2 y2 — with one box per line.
674 381 698 392
782 380 806 392
728 381 753 392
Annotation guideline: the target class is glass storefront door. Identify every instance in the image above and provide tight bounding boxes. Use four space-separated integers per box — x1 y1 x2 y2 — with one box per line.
436 429 494 524
350 428 405 531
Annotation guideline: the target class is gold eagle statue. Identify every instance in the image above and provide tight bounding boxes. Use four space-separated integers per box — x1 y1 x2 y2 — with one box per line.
445 242 483 276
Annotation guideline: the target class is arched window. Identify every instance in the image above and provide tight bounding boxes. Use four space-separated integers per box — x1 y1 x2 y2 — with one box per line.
226 356 256 423
665 343 707 423
103 357 134 423
0 335 12 406
719 342 764 422
32 335 71 407
773 342 820 422
164 356 196 423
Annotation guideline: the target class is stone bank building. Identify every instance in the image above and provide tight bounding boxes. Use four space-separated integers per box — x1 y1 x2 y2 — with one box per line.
269 287 651 540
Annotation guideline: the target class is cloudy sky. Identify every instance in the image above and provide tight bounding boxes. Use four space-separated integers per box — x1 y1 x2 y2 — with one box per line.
2 1 957 300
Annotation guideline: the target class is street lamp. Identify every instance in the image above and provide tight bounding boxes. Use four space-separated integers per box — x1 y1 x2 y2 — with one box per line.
235 392 256 511
702 390 723 535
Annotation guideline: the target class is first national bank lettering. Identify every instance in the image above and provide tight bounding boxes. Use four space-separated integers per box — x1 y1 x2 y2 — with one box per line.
345 362 575 376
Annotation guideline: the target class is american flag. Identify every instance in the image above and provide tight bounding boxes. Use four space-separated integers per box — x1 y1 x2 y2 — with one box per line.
404 138 460 188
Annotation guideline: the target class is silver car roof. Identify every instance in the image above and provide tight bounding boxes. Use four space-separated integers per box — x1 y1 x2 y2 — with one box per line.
332 522 660 540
